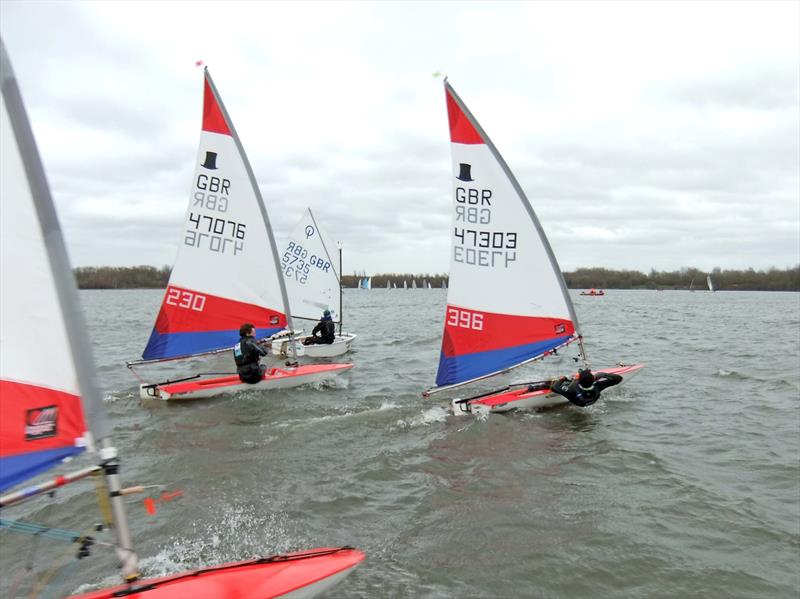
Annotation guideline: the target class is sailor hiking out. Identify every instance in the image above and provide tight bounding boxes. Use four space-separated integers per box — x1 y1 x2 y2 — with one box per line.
548 368 622 407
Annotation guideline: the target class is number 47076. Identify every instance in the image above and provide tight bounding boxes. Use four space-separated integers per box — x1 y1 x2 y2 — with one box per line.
447 307 484 330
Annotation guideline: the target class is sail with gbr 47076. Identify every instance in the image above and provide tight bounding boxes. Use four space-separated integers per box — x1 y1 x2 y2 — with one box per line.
0 39 363 597
423 80 643 413
128 69 352 400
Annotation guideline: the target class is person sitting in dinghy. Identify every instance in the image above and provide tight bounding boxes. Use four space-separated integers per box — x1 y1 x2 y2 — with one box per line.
549 368 622 407
303 310 336 345
234 323 269 384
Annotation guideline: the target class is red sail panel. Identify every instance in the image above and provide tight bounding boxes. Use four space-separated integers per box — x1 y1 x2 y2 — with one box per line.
202 78 231 135
446 87 484 145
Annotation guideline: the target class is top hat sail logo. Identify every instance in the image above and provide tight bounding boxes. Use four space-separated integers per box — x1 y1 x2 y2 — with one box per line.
201 151 218 170
456 163 474 182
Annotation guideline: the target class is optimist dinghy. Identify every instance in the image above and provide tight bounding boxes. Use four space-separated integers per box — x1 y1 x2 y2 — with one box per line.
0 39 363 597
272 208 356 358
423 80 643 414
127 68 352 400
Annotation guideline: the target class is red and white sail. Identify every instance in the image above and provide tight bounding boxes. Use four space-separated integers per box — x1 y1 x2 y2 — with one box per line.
0 39 108 491
431 81 582 392
142 69 290 361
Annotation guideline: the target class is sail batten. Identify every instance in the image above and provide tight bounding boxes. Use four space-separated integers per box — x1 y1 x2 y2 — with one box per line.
429 81 583 393
142 69 291 362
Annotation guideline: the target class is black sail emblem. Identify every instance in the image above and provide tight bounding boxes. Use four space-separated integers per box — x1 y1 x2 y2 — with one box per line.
201 151 218 170
456 163 473 182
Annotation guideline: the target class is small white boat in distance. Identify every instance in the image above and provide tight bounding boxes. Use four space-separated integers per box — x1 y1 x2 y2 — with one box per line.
273 208 356 357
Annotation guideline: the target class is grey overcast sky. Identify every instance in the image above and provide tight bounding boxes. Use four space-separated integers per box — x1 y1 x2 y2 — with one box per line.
1 0 798 274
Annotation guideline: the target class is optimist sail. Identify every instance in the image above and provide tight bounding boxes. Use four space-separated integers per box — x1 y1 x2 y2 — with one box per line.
429 81 582 393
0 40 108 491
280 208 340 321
141 69 289 362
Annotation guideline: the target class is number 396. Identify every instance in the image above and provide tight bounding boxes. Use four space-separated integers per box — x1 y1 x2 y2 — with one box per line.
447 307 483 330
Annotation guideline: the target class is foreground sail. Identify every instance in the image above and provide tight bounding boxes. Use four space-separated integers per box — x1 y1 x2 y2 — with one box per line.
131 69 352 399
273 208 356 357
426 80 642 412
0 39 363 595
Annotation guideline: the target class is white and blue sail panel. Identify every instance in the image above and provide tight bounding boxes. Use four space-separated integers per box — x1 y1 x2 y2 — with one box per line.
434 83 578 388
142 73 287 362
1 53 89 491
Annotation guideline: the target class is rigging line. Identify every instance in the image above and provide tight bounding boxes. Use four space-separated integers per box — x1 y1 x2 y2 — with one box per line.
92 469 114 528
28 524 97 599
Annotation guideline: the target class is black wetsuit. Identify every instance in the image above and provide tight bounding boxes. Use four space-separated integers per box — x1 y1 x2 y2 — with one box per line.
234 336 268 384
550 372 623 407
305 318 335 345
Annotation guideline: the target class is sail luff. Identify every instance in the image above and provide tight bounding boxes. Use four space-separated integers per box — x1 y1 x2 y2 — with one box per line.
443 80 583 346
202 69 297 359
1 40 109 442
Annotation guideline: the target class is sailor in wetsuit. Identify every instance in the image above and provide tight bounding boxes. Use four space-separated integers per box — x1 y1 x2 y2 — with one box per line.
549 368 622 407
234 323 268 384
302 310 336 345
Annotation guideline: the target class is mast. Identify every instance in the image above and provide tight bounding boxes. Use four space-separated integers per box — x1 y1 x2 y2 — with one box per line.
338 242 344 334
1 37 138 579
203 68 298 361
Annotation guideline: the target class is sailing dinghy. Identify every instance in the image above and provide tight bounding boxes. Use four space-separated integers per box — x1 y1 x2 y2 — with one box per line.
423 80 643 414
0 38 363 597
128 68 352 400
272 208 356 358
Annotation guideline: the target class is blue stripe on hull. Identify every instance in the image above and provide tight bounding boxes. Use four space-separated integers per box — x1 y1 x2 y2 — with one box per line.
142 327 283 361
0 446 86 493
435 336 572 387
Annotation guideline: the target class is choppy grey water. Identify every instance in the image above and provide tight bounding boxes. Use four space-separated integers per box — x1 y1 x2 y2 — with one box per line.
2 289 799 598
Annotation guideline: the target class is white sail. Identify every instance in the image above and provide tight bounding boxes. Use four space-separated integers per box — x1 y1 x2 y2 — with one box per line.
141 69 290 362
430 80 581 392
280 208 340 322
1 40 109 487
707 275 715 292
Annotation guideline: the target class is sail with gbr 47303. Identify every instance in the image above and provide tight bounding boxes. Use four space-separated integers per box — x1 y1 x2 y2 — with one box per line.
128 68 352 400
424 80 643 413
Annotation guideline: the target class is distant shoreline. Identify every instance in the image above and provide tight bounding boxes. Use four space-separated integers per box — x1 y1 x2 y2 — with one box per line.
74 265 800 292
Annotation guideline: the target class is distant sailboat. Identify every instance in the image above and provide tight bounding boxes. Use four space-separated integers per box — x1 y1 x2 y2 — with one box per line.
707 275 715 292
273 208 356 357
412 280 418 289
424 79 644 413
403 280 408 289
386 280 391 289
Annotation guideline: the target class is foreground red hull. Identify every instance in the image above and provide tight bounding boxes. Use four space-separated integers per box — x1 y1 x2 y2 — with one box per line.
73 547 365 599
